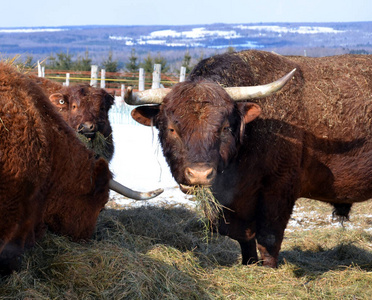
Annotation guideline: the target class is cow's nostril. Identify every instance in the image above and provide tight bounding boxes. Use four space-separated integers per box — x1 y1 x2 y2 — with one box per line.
206 168 215 180
186 168 194 178
184 166 216 185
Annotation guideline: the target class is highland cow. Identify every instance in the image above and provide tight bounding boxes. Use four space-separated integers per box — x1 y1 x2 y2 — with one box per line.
30 75 115 161
0 64 160 275
125 50 372 267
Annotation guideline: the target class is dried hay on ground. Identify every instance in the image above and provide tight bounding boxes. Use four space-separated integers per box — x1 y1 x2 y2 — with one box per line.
0 199 371 299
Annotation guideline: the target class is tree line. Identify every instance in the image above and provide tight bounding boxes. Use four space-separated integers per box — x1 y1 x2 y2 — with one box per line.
19 47 219 75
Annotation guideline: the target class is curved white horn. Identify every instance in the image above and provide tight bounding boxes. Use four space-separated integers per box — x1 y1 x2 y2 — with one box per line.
224 68 297 101
109 179 163 200
124 86 171 105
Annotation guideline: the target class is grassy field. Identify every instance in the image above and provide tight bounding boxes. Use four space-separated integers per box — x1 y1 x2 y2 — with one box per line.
0 198 371 299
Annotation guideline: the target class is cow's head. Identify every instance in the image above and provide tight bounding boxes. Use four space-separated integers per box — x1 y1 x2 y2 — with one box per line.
49 84 114 139
126 69 295 193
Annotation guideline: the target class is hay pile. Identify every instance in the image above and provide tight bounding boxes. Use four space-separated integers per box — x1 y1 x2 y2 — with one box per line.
76 131 112 161
1 201 372 299
0 206 239 299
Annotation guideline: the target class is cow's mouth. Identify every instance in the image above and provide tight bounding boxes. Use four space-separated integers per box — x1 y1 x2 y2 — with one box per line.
81 131 96 139
179 184 193 194
179 183 212 194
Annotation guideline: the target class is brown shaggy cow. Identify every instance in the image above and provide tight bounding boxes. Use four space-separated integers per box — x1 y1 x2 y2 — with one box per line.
30 75 115 161
0 63 111 275
125 50 372 268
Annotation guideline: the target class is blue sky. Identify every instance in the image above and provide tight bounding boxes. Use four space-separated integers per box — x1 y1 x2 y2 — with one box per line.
1 0 371 28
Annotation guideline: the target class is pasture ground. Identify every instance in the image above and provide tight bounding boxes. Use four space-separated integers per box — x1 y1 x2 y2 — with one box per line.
0 198 371 299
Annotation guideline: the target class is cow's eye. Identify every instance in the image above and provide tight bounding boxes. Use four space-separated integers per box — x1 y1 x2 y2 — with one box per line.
168 127 178 136
223 126 231 132
59 99 65 105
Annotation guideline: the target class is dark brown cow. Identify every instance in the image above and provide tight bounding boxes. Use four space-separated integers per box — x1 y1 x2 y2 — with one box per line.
30 75 115 161
125 50 372 268
0 64 161 276
0 63 110 275
29 75 163 199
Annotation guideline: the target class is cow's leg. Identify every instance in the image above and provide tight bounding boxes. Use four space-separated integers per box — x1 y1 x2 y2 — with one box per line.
238 239 258 265
0 241 23 276
0 222 34 276
255 194 296 268
0 203 22 276
0 191 42 276
255 230 284 268
219 211 259 265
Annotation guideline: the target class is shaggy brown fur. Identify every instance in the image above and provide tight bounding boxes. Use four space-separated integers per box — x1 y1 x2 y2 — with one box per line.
0 64 111 275
29 75 115 161
131 50 372 268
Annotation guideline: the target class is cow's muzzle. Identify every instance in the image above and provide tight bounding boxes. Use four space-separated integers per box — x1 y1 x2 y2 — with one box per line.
78 122 97 138
180 163 216 193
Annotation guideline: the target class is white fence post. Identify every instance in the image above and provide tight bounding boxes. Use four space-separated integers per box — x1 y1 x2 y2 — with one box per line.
139 68 145 91
179 66 186 82
90 65 98 87
100 69 106 88
151 64 161 89
65 73 70 86
37 60 42 77
41 66 45 78
121 84 125 103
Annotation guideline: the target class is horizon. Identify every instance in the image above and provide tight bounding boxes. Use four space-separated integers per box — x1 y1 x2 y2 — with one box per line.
1 20 371 30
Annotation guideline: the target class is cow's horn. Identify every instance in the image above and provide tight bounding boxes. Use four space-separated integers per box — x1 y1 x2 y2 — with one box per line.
124 86 171 105
109 179 164 200
224 68 296 101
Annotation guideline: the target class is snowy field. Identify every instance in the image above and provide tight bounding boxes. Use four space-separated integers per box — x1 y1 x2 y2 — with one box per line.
108 120 193 208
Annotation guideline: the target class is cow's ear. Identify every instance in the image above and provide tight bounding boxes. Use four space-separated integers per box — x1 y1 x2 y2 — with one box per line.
238 102 262 124
49 93 69 111
104 91 115 109
131 105 160 126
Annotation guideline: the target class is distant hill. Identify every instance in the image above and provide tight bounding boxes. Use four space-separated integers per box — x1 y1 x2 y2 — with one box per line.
1 22 371 71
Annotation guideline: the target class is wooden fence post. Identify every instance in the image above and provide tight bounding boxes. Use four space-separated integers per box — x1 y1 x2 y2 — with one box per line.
179 66 186 82
152 64 161 89
100 69 106 88
90 65 98 87
139 68 145 91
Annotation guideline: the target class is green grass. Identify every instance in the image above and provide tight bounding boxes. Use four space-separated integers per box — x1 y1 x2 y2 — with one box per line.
1 199 371 299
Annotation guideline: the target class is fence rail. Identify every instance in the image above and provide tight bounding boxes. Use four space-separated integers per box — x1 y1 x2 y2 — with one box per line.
32 62 183 95
33 63 185 125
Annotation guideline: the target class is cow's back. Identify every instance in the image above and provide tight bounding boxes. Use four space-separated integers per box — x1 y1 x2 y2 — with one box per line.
0 64 51 197
288 54 372 140
190 50 372 140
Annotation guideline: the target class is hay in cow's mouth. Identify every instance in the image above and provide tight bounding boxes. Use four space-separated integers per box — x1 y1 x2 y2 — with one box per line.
187 186 228 234
76 131 112 161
